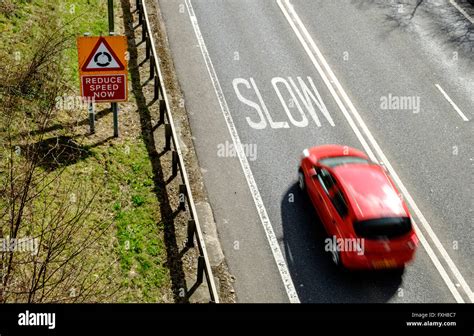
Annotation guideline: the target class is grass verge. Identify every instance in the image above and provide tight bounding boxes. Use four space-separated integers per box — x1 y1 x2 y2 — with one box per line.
0 0 172 302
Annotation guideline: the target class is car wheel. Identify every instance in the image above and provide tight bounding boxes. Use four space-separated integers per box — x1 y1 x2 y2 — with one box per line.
298 170 306 191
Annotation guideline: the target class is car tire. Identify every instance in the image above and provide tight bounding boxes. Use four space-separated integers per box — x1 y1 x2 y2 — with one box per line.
298 169 306 191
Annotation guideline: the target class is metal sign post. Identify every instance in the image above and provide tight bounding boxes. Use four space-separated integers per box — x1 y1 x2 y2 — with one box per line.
108 2 118 138
113 102 119 137
83 32 95 134
109 27 118 138
78 1 127 138
108 0 114 34
88 98 95 134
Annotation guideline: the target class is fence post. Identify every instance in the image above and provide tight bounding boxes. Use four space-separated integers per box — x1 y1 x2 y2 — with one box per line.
154 76 160 101
145 36 150 60
138 0 143 25
142 19 147 43
150 55 155 80
196 255 205 284
172 151 178 176
178 184 186 211
164 124 172 150
186 219 195 247
159 99 166 123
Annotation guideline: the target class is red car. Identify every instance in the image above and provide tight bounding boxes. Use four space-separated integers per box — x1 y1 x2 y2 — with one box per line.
298 145 418 269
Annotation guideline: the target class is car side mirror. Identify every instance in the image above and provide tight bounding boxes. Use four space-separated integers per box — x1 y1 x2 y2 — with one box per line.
310 168 318 177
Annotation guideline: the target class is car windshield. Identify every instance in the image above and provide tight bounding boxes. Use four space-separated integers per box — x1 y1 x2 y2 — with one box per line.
319 156 369 167
354 217 412 239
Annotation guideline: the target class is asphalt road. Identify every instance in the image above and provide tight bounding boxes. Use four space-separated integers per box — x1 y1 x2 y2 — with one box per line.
157 0 473 303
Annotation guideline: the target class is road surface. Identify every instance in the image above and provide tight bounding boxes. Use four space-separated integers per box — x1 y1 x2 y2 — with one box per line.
156 0 473 303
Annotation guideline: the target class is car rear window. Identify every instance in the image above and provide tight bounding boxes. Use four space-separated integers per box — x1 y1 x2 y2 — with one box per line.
319 156 369 167
353 217 412 239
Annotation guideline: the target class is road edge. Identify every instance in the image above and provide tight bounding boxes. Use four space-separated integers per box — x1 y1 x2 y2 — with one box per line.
144 0 236 303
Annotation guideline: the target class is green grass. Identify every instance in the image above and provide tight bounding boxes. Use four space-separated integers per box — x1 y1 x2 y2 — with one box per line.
86 140 170 301
20 139 171 302
0 0 111 86
0 0 172 302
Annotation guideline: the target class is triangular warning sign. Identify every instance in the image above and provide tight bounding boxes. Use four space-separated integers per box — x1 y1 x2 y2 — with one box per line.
82 37 125 72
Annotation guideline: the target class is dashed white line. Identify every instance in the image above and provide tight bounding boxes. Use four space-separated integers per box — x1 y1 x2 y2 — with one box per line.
184 0 300 303
278 0 473 303
435 84 470 121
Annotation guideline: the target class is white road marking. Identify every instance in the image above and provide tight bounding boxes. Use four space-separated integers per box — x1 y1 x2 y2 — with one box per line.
276 1 378 163
449 0 474 24
232 78 268 130
278 0 473 303
251 78 290 129
233 76 335 129
185 0 300 303
435 84 470 121
272 77 310 128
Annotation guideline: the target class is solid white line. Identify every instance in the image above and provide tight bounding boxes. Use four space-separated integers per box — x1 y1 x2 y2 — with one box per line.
275 1 378 163
184 0 300 303
435 84 470 121
142 0 220 303
292 11 474 303
285 0 473 303
279 0 473 303
277 0 462 304
449 0 474 24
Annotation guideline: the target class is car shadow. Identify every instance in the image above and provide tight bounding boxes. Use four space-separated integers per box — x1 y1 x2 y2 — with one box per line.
280 183 403 303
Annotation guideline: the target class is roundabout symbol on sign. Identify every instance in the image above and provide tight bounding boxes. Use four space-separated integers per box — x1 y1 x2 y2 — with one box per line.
81 37 125 71
94 52 112 67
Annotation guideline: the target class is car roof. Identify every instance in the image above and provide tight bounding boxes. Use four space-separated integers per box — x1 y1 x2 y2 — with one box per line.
331 163 409 221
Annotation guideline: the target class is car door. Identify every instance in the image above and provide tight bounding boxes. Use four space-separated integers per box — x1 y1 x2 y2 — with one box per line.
310 167 335 232
327 184 350 238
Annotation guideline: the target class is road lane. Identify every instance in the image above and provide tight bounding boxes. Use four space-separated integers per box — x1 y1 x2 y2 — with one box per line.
290 0 473 292
156 0 292 303
158 0 470 302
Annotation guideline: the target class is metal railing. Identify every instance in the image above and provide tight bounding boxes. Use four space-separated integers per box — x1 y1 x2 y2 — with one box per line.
135 0 219 303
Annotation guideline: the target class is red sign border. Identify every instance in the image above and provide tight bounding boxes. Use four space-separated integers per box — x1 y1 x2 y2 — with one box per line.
81 37 125 72
80 74 127 102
